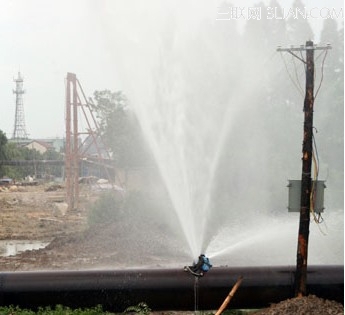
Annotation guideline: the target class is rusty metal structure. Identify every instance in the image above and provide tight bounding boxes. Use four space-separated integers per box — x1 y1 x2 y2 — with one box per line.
0 266 343 311
65 73 113 210
65 73 78 210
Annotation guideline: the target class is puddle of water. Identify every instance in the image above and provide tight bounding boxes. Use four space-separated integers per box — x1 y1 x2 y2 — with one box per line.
0 240 50 257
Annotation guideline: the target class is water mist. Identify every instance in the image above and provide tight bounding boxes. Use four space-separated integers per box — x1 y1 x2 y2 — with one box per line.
105 2 343 266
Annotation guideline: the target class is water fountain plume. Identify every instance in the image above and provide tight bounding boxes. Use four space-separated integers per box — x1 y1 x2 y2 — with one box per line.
130 58 269 259
102 2 343 266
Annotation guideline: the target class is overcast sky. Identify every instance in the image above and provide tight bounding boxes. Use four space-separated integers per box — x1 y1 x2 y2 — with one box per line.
0 0 343 139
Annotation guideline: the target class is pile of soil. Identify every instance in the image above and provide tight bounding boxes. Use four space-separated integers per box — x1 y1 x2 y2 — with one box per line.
253 295 343 315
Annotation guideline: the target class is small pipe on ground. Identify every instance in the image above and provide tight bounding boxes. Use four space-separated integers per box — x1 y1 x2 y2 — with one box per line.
215 276 243 315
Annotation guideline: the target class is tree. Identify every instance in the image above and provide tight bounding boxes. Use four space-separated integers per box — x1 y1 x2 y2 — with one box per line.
315 20 344 209
92 90 153 168
0 130 8 177
286 0 314 42
267 0 289 45
0 130 7 160
0 133 64 179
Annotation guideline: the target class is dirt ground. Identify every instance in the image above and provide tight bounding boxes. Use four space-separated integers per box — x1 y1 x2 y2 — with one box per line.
0 183 187 270
0 184 88 270
0 184 343 314
252 295 343 315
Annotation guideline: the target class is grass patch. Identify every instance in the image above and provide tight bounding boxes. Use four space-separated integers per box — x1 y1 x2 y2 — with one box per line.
87 192 121 226
0 305 113 315
0 305 259 315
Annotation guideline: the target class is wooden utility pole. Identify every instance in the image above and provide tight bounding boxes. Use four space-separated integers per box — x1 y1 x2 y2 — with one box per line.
277 41 331 297
295 40 314 297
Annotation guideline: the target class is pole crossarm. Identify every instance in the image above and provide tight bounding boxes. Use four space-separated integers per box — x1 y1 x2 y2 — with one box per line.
277 44 332 52
277 44 331 64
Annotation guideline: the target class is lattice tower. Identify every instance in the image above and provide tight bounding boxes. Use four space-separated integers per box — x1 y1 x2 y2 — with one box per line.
12 72 28 140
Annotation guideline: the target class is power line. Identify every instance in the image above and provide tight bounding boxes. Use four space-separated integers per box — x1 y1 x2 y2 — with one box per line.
315 49 329 100
279 51 304 97
278 44 331 100
291 53 305 96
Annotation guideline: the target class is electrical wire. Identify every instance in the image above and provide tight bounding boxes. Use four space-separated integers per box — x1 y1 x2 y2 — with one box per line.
314 49 329 100
313 50 327 84
279 52 304 97
310 130 327 234
279 46 330 103
312 127 320 169
310 153 327 229
300 50 306 72
292 53 304 94
310 151 319 218
279 46 330 232
315 49 328 62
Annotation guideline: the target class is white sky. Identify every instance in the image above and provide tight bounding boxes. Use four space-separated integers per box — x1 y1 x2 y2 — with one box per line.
0 0 343 139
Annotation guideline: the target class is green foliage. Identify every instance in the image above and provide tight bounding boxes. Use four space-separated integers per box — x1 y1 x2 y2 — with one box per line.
0 304 258 315
123 191 150 218
87 189 176 235
2 144 39 179
124 302 151 315
87 190 158 226
91 90 153 168
0 130 8 160
0 305 34 315
0 130 8 177
122 190 168 224
0 135 64 179
87 192 121 226
0 305 112 315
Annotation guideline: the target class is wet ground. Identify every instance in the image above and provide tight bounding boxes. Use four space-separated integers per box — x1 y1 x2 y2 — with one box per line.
0 184 189 270
0 185 87 270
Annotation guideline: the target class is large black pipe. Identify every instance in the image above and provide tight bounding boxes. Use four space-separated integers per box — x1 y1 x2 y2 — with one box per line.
0 265 343 311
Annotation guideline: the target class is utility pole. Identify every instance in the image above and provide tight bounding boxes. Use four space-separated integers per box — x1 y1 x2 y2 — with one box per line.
277 41 331 297
295 40 314 298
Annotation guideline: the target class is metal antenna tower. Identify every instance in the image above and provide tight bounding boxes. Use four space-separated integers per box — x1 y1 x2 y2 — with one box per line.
12 72 28 140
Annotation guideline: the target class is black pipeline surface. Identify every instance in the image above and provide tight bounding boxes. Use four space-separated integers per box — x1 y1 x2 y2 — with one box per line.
0 265 343 311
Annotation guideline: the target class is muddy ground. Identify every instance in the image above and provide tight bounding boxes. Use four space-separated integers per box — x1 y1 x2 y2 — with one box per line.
0 183 188 271
0 184 343 314
0 184 88 270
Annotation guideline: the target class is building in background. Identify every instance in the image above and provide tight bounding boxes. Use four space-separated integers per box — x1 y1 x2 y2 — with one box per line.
8 138 65 154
